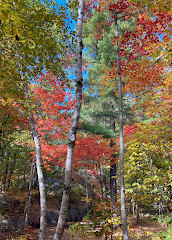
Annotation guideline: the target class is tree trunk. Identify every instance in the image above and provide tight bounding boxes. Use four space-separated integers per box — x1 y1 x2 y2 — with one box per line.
110 101 116 134
136 203 140 223
2 163 8 190
102 164 107 199
23 170 26 190
20 158 35 233
85 169 90 211
53 1 84 239
98 163 104 198
24 83 46 240
114 7 128 240
2 151 10 190
0 115 9 151
7 153 17 188
109 103 117 203
110 160 117 203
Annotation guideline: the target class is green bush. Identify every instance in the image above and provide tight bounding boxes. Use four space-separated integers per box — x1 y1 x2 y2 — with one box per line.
150 213 172 240
69 185 85 203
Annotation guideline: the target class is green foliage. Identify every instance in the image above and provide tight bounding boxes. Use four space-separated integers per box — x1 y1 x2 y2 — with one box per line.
0 2 171 240
154 213 172 227
0 0 69 102
81 8 134 140
0 0 72 193
0 119 32 191
124 142 171 210
83 7 135 96
123 118 172 214
129 0 172 11
149 214 172 240
70 185 85 203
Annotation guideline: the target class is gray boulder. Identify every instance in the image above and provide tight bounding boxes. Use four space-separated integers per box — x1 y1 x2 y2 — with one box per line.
0 216 21 233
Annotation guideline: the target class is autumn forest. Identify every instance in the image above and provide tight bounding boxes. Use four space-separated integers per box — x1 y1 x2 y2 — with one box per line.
0 0 171 240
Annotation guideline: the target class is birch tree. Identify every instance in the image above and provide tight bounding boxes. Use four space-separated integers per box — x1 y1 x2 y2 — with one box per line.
24 83 46 240
53 0 85 239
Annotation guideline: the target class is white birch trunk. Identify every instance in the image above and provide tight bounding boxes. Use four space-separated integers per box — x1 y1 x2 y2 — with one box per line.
53 1 84 239
24 84 46 240
114 7 128 240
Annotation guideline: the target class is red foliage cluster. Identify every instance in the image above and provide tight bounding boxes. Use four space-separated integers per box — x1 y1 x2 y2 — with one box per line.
123 124 139 137
1 100 29 133
30 73 115 171
73 134 116 170
31 72 74 167
96 0 172 94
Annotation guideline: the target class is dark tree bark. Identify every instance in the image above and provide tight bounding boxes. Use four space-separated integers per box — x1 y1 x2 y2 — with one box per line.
2 151 10 190
85 169 90 211
53 1 84 239
109 100 117 203
110 158 117 203
20 158 35 233
7 153 17 188
2 163 9 189
98 163 104 198
0 115 9 150
110 101 116 134
102 164 107 199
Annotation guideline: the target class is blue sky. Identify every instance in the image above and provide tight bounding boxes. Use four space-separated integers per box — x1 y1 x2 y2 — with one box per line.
55 0 76 30
56 0 66 4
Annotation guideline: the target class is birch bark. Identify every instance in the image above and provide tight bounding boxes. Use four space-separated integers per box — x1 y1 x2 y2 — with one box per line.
53 1 84 239
24 84 46 240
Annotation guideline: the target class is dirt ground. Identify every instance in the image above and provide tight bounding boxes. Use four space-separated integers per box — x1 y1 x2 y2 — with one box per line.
0 216 168 240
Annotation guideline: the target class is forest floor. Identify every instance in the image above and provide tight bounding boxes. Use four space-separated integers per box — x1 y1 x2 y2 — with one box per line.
0 192 170 240
0 216 168 240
